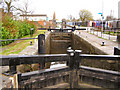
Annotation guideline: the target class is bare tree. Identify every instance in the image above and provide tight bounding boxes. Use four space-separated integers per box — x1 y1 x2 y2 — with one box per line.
72 17 76 22
0 0 3 4
22 0 33 14
79 9 93 22
3 0 18 14
67 15 77 22
2 0 33 19
106 16 114 21
15 0 34 20
68 15 73 21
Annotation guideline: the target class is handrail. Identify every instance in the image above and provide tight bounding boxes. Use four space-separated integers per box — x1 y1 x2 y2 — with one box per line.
80 54 120 60
0 38 38 41
1 54 120 66
1 54 69 66
80 66 120 76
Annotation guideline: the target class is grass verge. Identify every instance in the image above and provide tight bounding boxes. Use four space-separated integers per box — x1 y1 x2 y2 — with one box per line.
0 30 47 55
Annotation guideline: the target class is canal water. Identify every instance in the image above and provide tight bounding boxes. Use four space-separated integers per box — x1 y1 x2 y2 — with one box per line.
49 29 71 69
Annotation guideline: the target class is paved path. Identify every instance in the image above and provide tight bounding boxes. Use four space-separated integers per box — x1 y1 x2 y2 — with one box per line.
19 36 38 55
74 30 119 55
0 37 33 53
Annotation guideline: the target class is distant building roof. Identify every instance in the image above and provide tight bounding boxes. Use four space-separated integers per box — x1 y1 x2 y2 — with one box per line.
20 14 47 17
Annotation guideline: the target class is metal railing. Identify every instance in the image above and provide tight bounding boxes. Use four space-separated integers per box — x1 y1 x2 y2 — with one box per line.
0 38 38 42
87 27 120 40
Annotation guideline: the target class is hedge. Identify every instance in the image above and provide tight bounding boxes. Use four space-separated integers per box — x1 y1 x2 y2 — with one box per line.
1 15 36 46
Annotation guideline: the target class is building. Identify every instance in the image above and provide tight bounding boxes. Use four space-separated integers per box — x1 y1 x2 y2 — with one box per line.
48 12 57 29
118 1 120 19
20 14 47 28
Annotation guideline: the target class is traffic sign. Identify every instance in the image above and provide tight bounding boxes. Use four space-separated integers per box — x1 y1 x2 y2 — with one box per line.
47 17 49 22
98 13 102 14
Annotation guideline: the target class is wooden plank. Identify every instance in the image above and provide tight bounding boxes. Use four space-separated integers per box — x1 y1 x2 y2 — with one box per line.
80 54 120 60
1 54 69 66
20 14 47 17
13 74 18 88
80 66 120 76
21 66 69 80
51 40 71 43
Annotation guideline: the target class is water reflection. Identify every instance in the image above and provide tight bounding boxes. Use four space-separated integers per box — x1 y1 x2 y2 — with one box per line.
50 61 66 69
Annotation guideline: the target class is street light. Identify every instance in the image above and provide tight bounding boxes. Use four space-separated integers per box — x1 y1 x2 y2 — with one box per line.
101 0 104 38
101 14 104 37
98 13 104 37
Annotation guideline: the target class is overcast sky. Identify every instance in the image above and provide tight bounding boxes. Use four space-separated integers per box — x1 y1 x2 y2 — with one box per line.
2 0 120 21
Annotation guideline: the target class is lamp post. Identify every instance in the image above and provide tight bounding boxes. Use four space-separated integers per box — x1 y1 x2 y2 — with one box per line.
98 13 104 37
101 14 104 37
101 0 104 37
98 0 104 38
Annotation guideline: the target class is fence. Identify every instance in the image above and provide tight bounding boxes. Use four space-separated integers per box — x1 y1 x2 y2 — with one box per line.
87 27 120 40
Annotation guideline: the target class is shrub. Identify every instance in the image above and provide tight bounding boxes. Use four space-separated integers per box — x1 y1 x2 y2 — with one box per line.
1 15 36 46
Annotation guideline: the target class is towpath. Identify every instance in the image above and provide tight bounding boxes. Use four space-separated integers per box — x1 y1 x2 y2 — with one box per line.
0 36 38 89
74 30 119 55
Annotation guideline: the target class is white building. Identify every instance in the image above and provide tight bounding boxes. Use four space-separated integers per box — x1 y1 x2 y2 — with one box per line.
20 14 47 21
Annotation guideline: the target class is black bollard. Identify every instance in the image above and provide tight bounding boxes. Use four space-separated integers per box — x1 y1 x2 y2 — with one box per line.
101 42 105 46
38 34 45 54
